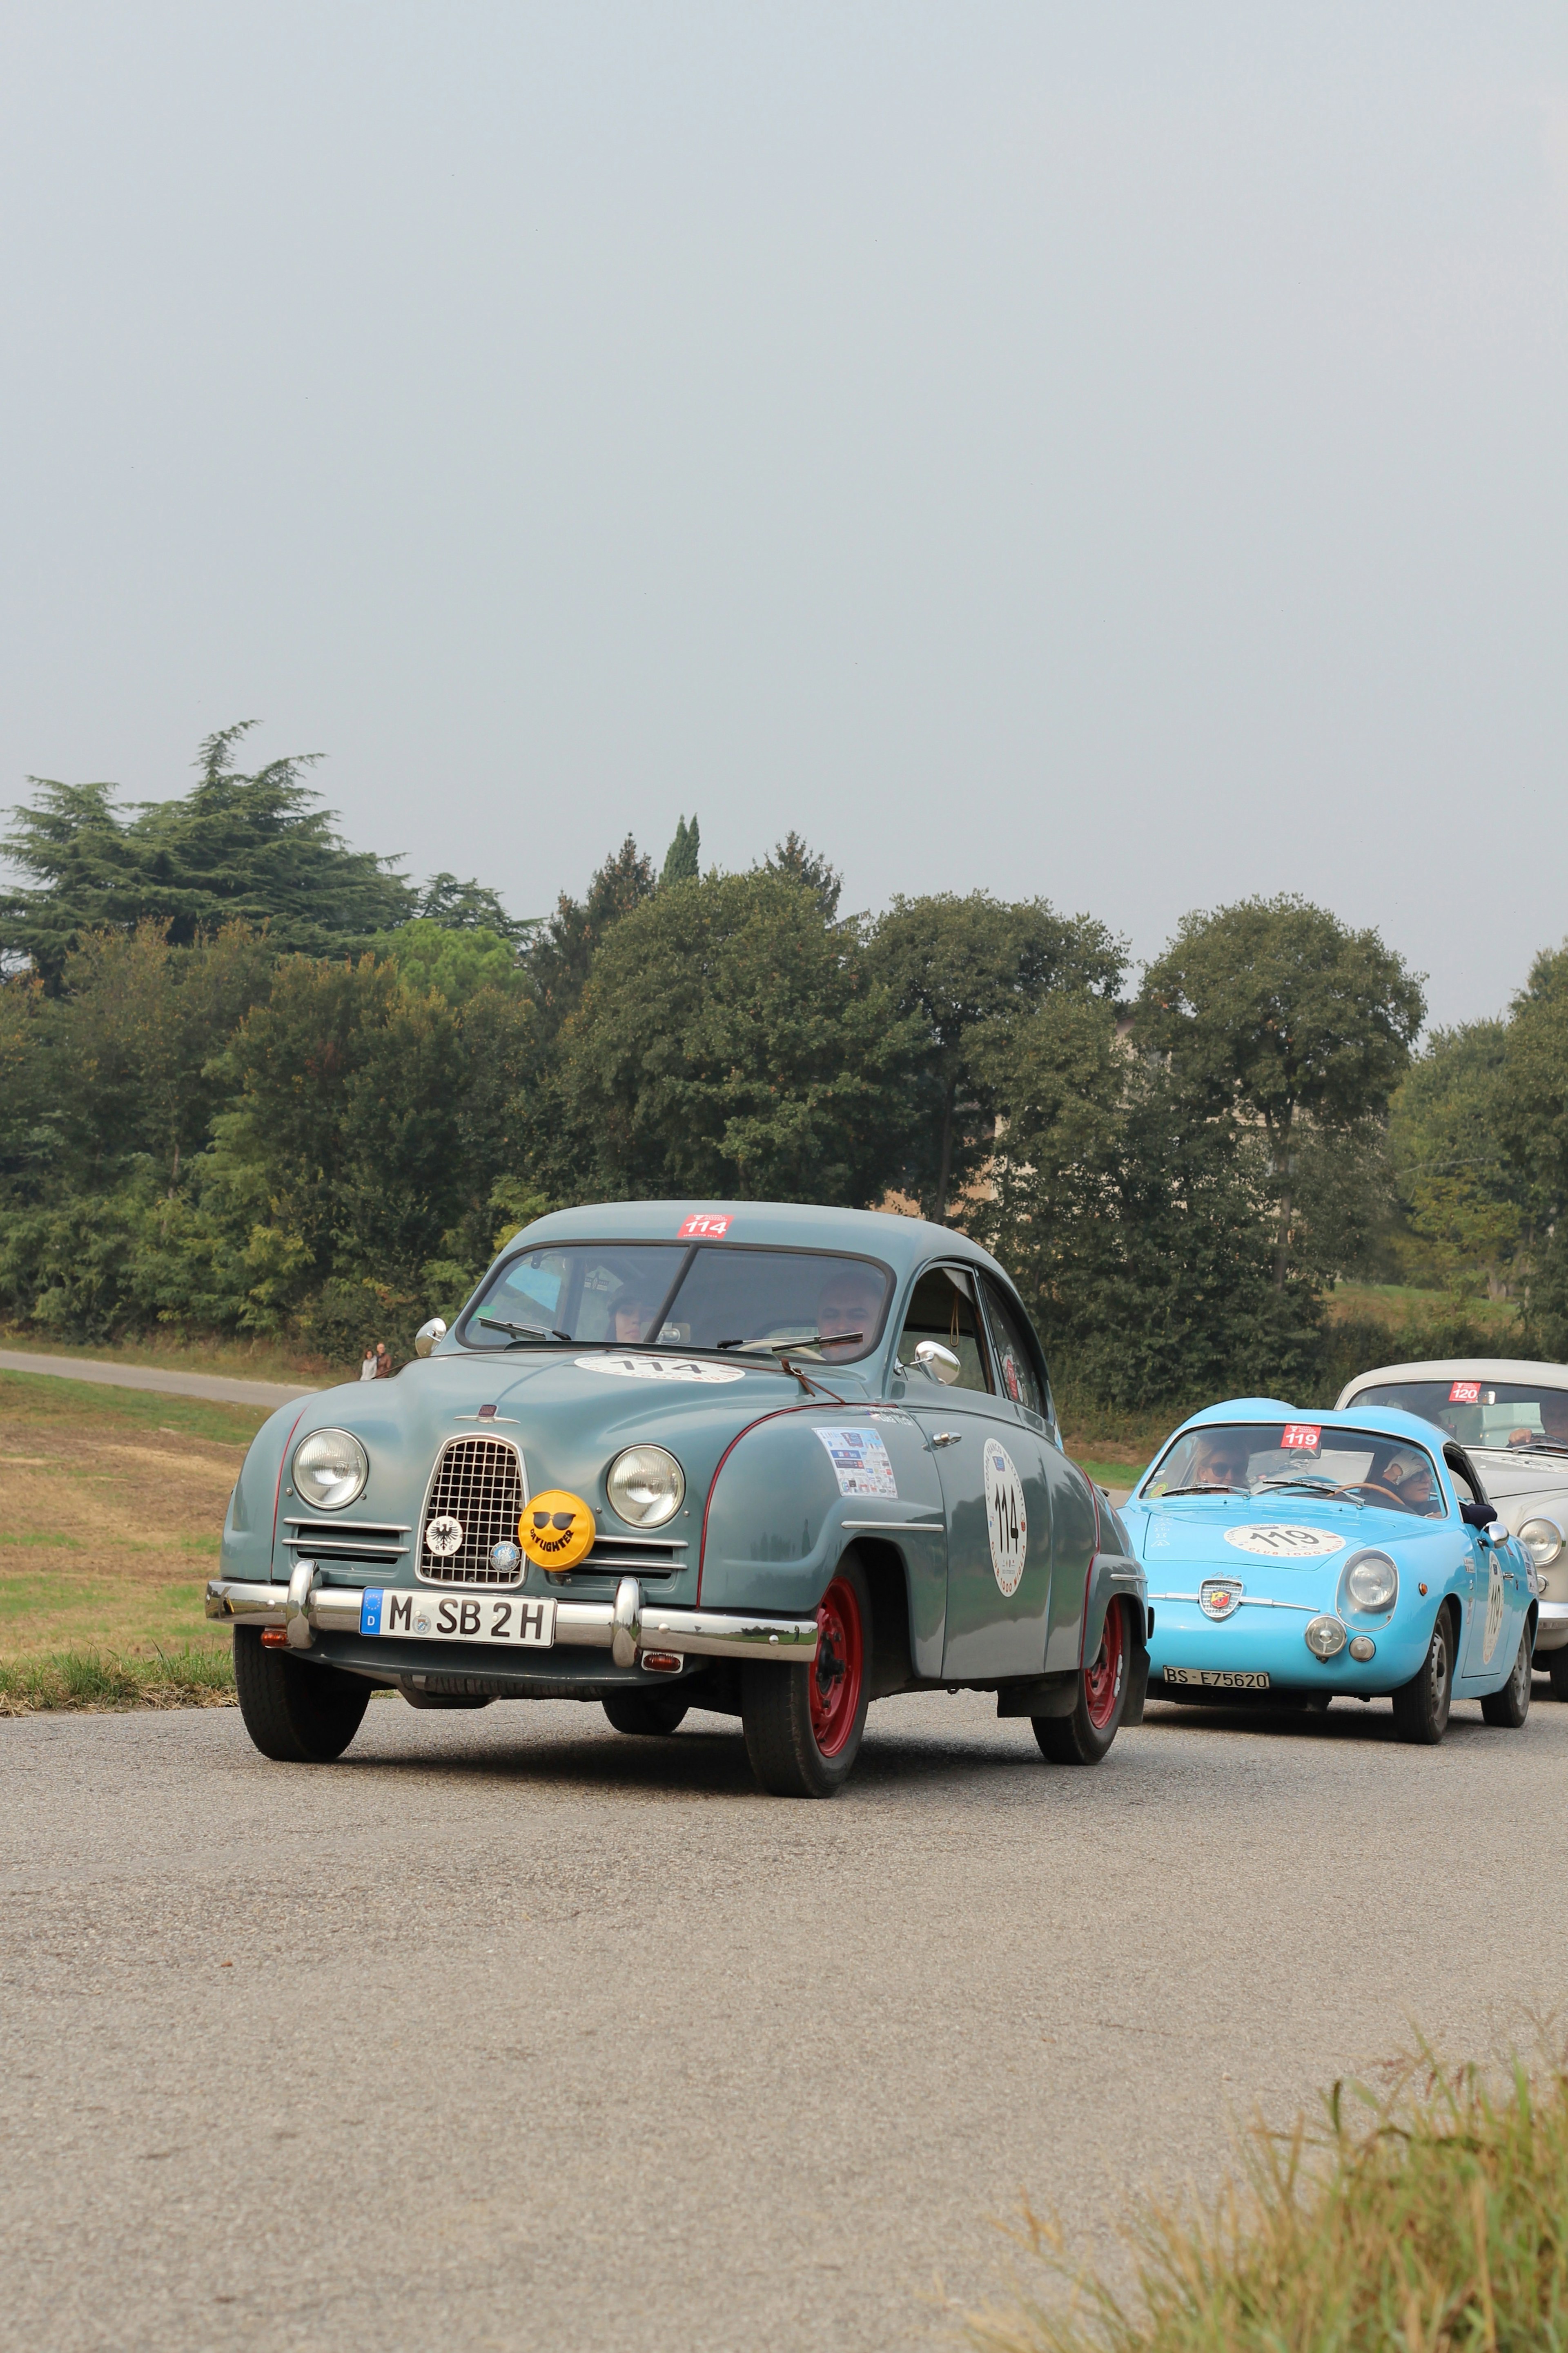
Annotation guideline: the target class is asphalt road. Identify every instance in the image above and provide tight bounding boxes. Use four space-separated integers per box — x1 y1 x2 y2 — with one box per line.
6 1683 1567 2353
0 1348 319 1410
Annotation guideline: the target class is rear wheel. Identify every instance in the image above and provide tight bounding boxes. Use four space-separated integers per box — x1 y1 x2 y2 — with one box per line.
741 1556 871 1798
1481 1626 1532 1728
1548 1649 1568 1702
602 1689 690 1737
1035 1599 1129 1766
1391 1608 1453 1746
233 1627 371 1762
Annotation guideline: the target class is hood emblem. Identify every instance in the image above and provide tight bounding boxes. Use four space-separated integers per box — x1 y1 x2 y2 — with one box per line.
425 1514 465 1557
1200 1578 1244 1619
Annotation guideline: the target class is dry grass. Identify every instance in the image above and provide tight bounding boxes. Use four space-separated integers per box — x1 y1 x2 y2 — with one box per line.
0 1323 334 1386
966 2034 1568 2353
0 1646 235 1715
0 1370 268 1688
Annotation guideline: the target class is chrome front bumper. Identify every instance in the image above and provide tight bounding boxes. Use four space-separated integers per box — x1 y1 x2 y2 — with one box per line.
205 1566 819 1670
1533 1599 1568 1651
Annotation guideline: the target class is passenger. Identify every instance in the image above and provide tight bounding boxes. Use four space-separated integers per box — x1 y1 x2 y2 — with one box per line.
816 1267 885 1362
1191 1434 1250 1490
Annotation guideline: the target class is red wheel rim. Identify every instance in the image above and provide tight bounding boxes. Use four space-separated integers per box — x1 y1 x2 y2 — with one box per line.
1084 1600 1125 1731
811 1574 864 1758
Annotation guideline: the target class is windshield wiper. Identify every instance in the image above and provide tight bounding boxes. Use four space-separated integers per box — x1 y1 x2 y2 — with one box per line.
1255 1476 1364 1505
719 1329 863 1358
1494 1439 1568 1456
478 1316 573 1344
1156 1483 1246 1498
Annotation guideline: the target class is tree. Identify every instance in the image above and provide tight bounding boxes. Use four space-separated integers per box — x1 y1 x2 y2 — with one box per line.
544 872 917 1204
1138 897 1425 1286
660 814 701 885
369 917 526 1006
866 892 1124 1221
760 831 842 921
0 724 414 985
1390 1021 1527 1296
416 872 534 941
971 1009 1321 1410
526 834 657 1042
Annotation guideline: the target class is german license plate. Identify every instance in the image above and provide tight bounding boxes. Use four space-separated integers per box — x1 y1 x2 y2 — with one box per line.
1164 1667 1269 1690
359 1590 556 1647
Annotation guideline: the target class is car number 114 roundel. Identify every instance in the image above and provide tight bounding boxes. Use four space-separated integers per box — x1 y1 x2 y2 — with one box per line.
983 1438 1028 1596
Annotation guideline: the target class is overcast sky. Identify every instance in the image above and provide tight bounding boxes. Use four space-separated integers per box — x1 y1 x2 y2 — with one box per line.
2 2 1564 1026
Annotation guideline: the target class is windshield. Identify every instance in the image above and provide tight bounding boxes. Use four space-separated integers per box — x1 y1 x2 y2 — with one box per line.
1140 1421 1446 1519
459 1242 893 1363
1353 1378 1568 1454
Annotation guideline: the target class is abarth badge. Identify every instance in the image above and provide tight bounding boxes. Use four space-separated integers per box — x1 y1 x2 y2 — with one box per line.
1200 1579 1243 1619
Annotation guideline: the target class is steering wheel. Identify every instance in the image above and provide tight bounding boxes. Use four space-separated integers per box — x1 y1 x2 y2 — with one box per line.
1338 1479 1412 1510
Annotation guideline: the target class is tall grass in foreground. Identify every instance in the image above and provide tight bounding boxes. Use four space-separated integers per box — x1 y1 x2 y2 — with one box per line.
969 2041 1568 2353
0 1645 236 1714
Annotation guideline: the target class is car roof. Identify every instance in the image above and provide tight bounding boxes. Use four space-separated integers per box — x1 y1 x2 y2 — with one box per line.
1337 1358 1568 1404
1167 1397 1457 1454
499 1199 1009 1287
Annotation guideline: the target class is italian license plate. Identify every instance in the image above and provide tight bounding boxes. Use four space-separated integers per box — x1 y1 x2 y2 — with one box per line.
359 1590 556 1647
1164 1667 1269 1690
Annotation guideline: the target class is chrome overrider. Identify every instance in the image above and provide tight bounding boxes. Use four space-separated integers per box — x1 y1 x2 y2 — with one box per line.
205 1568 820 1669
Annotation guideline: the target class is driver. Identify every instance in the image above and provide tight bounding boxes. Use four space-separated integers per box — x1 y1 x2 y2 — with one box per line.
816 1267 884 1362
612 1294 650 1344
1509 1392 1568 1449
1192 1433 1250 1490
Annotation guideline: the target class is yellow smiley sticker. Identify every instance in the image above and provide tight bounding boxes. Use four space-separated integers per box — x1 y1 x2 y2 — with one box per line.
519 1489 596 1573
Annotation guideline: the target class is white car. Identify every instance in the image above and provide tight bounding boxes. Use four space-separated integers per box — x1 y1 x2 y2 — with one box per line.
1336 1357 1568 1695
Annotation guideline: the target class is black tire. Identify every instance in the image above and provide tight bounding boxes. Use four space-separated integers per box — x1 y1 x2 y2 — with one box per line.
1391 1607 1454 1746
1481 1625 1532 1729
1035 1598 1130 1766
233 1627 372 1762
601 1689 690 1737
1548 1649 1568 1702
742 1554 871 1798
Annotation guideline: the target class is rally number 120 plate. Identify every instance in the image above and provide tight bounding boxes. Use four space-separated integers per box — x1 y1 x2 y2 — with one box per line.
359 1590 557 1646
1163 1667 1269 1690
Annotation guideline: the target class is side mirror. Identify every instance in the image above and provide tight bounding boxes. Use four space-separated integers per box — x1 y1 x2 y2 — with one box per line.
414 1317 448 1360
914 1339 962 1387
1484 1520 1510 1548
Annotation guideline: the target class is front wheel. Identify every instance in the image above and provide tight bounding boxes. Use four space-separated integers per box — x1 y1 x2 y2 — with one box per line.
741 1556 871 1798
1035 1598 1129 1766
233 1627 371 1762
1391 1608 1453 1746
1481 1625 1532 1728
602 1689 690 1737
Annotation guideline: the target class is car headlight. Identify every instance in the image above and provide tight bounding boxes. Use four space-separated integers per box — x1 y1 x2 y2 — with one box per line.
606 1445 685 1528
292 1428 369 1511
1519 1518 1564 1568
1305 1615 1347 1659
1345 1551 1399 1612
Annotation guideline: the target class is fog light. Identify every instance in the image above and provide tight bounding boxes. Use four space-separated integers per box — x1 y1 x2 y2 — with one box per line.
1348 1634 1376 1662
261 1626 289 1649
1305 1615 1347 1659
640 1650 683 1674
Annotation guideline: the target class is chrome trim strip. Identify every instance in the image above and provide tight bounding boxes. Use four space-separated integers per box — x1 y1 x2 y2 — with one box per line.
1147 1590 1314 1613
283 1538 409 1557
205 1577 818 1664
588 1530 689 1550
283 1517 413 1532
839 1519 945 1531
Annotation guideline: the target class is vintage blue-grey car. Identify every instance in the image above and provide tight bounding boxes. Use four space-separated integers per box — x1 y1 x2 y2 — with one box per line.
208 1200 1148 1795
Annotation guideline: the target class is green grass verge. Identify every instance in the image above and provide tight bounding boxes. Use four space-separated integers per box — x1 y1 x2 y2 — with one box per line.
967 2038 1568 2353
0 1365 270 1446
0 1644 236 1715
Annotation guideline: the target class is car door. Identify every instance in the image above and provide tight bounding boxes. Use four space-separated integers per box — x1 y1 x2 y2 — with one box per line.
1445 1445 1502 1679
976 1273 1098 1676
896 1263 1053 1681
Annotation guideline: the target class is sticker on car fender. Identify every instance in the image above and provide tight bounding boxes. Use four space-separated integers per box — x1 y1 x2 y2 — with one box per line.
983 1438 1028 1596
814 1425 898 1498
1223 1525 1346 1558
1482 1555 1505 1664
574 1354 746 1383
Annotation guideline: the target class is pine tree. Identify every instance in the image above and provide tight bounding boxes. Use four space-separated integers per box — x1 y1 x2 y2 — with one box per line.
660 814 700 885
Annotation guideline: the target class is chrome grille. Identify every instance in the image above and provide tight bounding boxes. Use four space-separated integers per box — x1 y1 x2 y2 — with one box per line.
417 1438 527 1586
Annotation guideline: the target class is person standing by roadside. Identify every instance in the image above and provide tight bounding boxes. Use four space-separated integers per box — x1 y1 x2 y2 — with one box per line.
374 1341 393 1378
359 1344 377 1382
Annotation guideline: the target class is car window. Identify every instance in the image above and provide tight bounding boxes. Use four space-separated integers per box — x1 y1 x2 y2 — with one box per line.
1140 1421 1447 1518
1352 1378 1568 1453
461 1245 685 1348
896 1267 993 1394
658 1247 891 1361
979 1278 1044 1417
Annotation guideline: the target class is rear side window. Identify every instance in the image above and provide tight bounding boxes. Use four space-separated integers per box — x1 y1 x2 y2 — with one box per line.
896 1267 993 1393
980 1278 1045 1418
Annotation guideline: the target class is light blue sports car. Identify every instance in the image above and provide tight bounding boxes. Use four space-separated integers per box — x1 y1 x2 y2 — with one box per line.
1122 1398 1539 1743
